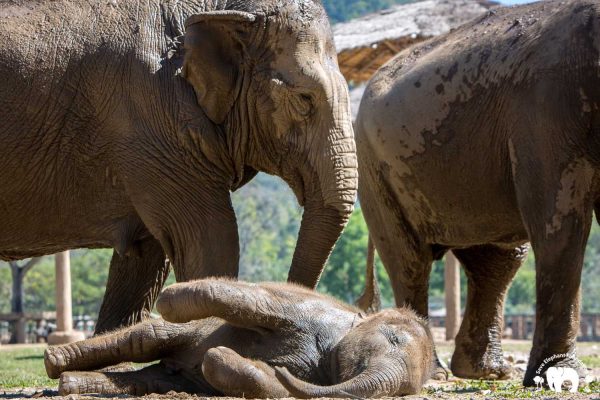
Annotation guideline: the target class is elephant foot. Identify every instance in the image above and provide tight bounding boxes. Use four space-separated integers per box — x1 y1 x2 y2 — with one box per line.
451 343 512 380
431 355 449 381
59 371 133 396
432 365 449 381
59 365 201 396
429 349 449 381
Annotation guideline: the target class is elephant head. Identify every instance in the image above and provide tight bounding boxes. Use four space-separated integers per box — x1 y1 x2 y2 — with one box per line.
276 309 435 398
181 1 357 287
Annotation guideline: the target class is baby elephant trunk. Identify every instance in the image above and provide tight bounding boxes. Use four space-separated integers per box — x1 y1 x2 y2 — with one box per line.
275 363 407 399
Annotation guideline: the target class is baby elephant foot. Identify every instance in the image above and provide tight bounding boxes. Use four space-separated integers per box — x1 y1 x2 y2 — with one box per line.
44 347 68 380
432 365 449 381
432 352 449 381
451 343 512 380
59 371 135 396
59 365 200 396
202 346 289 398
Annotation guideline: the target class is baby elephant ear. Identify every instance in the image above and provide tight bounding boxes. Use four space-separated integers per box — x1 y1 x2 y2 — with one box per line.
182 11 257 124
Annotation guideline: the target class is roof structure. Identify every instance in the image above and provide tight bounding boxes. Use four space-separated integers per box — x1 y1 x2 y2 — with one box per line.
333 0 495 84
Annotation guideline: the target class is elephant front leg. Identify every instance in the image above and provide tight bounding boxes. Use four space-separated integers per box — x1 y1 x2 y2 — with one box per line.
451 245 527 379
523 213 591 386
168 199 239 282
128 180 240 282
96 237 169 334
510 150 594 386
202 347 289 398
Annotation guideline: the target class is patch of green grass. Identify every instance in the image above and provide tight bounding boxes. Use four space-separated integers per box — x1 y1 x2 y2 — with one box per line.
426 379 600 398
0 346 156 390
581 355 600 368
0 346 55 389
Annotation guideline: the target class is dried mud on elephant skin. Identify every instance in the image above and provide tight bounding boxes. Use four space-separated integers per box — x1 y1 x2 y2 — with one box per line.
357 0 600 385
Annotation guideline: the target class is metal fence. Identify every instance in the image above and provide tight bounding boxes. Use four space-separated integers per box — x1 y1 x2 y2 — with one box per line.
0 313 94 344
429 313 600 341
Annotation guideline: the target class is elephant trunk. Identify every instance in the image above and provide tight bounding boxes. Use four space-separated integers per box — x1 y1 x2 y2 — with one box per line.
275 362 406 399
287 194 352 288
288 85 358 288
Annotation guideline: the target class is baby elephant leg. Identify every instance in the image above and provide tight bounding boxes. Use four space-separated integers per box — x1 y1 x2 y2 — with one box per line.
58 364 200 396
45 319 184 379
202 347 289 398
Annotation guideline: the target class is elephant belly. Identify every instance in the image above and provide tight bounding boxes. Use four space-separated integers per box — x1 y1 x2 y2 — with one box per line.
387 156 528 247
0 162 143 259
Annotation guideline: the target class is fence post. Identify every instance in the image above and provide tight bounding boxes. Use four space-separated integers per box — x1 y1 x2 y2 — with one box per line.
48 251 85 345
444 252 461 340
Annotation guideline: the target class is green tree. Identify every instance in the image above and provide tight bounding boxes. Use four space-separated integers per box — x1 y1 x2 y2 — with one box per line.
318 208 395 307
232 173 302 282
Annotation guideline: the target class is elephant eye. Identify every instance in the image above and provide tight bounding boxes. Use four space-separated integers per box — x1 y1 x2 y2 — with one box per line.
380 325 402 347
292 93 313 118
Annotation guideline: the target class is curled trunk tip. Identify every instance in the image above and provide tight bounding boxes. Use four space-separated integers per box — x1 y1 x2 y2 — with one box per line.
275 365 384 399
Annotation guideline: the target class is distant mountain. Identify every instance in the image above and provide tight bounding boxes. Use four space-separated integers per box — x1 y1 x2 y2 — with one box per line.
322 0 414 23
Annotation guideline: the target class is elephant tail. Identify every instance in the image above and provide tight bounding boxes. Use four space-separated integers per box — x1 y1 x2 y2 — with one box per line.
355 235 381 314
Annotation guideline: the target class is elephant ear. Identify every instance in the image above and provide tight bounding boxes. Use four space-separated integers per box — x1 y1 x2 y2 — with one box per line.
182 11 257 124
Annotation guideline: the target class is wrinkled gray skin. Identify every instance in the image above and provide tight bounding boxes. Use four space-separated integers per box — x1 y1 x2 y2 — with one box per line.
357 0 600 386
44 279 434 398
0 0 357 333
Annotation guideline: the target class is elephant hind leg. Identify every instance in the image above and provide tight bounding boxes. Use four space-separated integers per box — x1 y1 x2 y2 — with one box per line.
58 364 199 396
202 347 289 398
96 237 169 334
451 244 527 380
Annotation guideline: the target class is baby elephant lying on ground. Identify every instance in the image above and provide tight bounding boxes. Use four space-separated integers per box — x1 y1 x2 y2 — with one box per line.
44 279 434 398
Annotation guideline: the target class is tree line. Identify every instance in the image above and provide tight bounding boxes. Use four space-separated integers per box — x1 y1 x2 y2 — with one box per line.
1 173 598 318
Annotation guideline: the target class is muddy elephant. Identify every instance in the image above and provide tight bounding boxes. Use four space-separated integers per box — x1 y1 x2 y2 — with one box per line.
0 0 357 333
356 0 600 385
44 278 434 398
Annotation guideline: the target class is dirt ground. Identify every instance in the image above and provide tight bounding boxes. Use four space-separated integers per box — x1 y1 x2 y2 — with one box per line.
1 340 599 400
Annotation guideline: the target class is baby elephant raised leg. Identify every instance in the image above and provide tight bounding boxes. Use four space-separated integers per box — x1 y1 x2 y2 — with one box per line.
45 319 187 379
202 347 289 398
58 364 198 396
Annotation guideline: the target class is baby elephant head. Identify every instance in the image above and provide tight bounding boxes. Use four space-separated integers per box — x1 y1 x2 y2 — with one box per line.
276 308 435 398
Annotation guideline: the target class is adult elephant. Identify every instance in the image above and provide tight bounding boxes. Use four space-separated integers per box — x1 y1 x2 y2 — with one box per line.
0 0 357 333
357 0 598 386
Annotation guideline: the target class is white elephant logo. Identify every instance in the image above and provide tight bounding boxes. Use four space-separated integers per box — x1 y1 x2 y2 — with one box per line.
533 375 544 390
545 366 579 393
